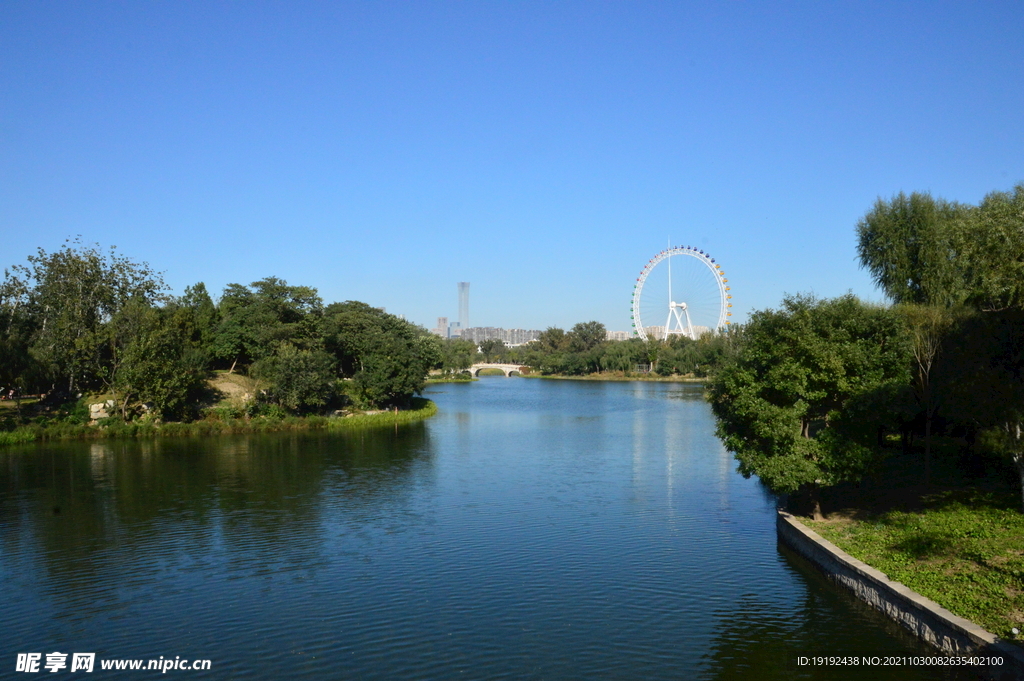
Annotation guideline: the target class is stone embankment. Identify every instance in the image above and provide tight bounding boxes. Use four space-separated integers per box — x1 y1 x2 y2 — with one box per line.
778 510 1024 681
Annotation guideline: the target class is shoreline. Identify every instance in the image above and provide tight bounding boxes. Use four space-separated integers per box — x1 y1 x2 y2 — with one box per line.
522 373 705 383
0 399 438 447
779 510 1024 677
801 489 1024 652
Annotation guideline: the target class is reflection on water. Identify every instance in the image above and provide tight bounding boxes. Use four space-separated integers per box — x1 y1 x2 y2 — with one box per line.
0 380 978 679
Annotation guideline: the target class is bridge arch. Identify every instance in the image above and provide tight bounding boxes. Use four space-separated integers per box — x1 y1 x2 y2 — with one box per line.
468 363 524 377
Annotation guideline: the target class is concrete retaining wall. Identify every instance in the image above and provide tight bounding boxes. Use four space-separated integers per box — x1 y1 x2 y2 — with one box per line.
778 510 1024 681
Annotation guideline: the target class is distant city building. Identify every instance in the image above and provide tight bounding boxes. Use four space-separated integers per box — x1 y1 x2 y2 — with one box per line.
644 325 666 340
431 317 449 338
448 321 462 338
458 282 470 330
606 331 630 341
461 327 543 344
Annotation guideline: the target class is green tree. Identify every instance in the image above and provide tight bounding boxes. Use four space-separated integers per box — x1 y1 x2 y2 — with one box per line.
961 183 1024 312
107 300 208 420
566 321 606 352
537 327 567 352
478 338 506 362
520 328 567 374
352 334 432 407
565 321 606 374
249 277 323 350
323 301 437 408
708 294 912 519
0 269 42 394
938 309 1024 512
322 301 389 376
254 344 336 414
854 182 1024 495
438 338 478 375
856 192 972 307
9 239 167 393
174 282 219 352
898 304 963 486
211 277 323 372
599 338 647 372
656 336 699 376
641 337 661 373
210 283 257 372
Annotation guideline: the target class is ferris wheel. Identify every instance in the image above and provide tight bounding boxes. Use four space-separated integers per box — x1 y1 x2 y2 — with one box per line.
631 246 732 341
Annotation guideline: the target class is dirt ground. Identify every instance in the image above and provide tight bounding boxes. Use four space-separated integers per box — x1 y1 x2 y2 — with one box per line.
208 371 259 407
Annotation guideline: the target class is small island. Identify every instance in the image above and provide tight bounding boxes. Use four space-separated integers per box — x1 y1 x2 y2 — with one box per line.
0 240 440 446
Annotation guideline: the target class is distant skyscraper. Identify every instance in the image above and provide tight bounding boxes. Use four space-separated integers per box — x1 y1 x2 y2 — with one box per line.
458 282 470 330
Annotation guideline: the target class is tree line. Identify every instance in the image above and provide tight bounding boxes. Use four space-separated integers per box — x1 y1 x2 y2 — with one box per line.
443 320 742 378
0 238 745 428
708 183 1024 515
0 239 441 421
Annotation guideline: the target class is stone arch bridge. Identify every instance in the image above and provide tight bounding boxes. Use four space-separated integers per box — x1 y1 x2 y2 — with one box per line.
467 363 526 377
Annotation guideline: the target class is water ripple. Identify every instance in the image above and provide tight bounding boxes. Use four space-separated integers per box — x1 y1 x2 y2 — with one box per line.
0 381 981 680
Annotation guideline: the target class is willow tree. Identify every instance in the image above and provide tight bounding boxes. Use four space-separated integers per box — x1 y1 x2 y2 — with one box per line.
857 184 1024 492
708 294 912 519
961 183 1024 312
856 191 973 308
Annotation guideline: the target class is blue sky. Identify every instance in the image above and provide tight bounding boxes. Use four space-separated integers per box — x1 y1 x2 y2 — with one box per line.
3 1 1022 332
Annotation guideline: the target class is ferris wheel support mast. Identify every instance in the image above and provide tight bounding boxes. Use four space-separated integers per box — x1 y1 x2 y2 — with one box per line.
664 301 695 340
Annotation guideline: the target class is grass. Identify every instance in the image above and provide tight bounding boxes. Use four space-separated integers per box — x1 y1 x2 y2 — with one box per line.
426 374 478 383
807 488 1024 645
524 371 705 382
0 429 36 446
0 399 42 437
0 398 437 447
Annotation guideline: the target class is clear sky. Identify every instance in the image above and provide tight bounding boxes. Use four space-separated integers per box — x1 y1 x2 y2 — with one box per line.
3 1 1022 332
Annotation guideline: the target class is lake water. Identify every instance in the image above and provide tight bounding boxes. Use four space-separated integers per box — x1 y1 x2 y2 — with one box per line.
0 378 979 679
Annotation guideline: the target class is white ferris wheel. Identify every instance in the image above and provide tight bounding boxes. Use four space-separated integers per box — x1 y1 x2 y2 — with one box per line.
631 245 732 341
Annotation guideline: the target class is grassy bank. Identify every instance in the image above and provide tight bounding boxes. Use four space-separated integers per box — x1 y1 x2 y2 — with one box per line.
0 398 437 447
806 489 1024 645
524 371 705 382
426 375 478 383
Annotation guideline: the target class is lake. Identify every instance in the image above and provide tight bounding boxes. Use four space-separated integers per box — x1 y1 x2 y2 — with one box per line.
0 378 979 679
